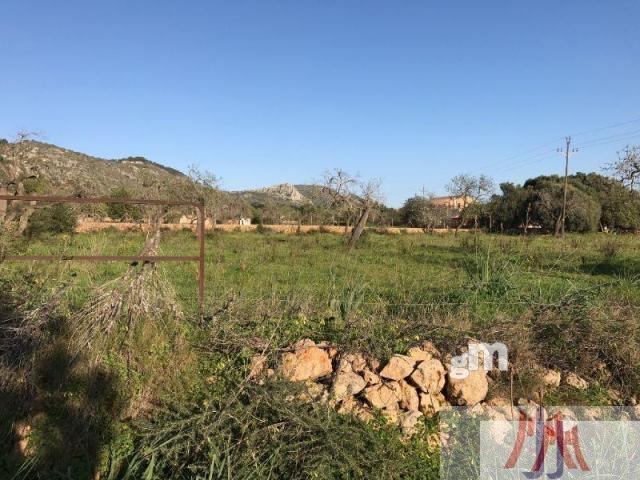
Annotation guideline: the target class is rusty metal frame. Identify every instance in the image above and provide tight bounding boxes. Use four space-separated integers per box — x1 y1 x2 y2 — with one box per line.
0 194 206 313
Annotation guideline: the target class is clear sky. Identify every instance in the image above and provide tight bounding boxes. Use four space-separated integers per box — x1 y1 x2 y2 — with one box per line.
2 1 639 206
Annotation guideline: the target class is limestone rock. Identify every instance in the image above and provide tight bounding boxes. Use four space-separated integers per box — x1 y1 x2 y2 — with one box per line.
298 381 329 403
419 392 448 417
332 370 367 401
292 338 316 349
427 432 441 451
391 380 420 411
607 388 623 404
380 355 416 381
486 397 511 408
363 383 400 411
383 408 400 426
13 421 33 457
565 372 589 390
280 341 333 381
446 365 488 406
541 369 561 388
362 368 381 386
248 354 268 381
410 358 446 393
342 352 368 372
407 341 441 361
400 410 423 436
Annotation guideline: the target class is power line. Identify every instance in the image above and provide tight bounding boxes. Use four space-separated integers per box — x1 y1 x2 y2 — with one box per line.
570 116 640 138
498 131 640 176
573 127 640 149
469 116 640 176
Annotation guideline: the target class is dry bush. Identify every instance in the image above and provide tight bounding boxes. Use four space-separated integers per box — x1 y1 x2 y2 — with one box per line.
70 231 182 355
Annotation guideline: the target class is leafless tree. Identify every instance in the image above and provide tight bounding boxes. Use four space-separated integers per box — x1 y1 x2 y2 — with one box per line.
446 174 495 233
322 169 358 226
347 178 383 250
322 169 383 251
608 145 640 190
13 129 43 143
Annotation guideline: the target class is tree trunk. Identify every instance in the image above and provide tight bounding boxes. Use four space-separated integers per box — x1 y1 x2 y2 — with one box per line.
17 201 36 235
554 214 562 236
0 185 7 224
347 205 371 252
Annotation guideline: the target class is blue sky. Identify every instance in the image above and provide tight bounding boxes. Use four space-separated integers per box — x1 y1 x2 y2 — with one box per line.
1 1 639 206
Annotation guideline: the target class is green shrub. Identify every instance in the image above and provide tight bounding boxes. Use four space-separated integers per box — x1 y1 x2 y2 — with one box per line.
120 382 438 480
22 177 51 194
27 204 77 237
106 187 142 221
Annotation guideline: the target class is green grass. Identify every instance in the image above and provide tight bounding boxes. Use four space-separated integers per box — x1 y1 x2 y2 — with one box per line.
1 230 639 478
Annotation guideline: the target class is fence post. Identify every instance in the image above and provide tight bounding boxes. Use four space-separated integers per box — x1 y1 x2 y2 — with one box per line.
198 199 206 315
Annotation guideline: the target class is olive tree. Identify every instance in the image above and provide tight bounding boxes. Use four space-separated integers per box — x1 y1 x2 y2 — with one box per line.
446 174 495 232
322 169 383 251
608 145 640 190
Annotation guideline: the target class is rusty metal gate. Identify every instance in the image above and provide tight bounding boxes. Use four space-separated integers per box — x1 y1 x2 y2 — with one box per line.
0 194 206 312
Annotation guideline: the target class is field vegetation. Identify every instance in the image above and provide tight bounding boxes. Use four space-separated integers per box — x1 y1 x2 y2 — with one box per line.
1 229 639 478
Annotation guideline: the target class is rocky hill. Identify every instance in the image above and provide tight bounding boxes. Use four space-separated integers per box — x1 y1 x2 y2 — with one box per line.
252 184 310 204
0 141 186 196
0 140 344 222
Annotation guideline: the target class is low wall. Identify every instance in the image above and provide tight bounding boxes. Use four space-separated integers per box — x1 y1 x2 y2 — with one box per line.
75 221 459 235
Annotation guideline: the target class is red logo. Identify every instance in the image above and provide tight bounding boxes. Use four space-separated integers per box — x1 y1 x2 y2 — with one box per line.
504 407 590 479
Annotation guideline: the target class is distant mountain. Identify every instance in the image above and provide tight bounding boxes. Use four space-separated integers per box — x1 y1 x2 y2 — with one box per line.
252 183 310 204
0 141 185 196
0 141 341 220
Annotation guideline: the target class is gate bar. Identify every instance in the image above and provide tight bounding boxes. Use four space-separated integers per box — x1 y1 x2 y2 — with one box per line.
0 194 206 314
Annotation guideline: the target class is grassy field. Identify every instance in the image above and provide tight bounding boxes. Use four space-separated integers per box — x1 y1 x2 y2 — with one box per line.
1 229 639 478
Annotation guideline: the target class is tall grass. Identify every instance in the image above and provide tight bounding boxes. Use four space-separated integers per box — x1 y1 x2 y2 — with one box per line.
2 230 640 478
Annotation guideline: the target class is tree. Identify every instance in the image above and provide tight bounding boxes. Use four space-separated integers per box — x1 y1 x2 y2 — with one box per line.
106 187 143 221
400 195 446 229
487 183 533 232
488 174 617 233
26 203 78 237
571 172 640 231
608 145 640 190
322 169 359 227
446 174 495 232
186 165 221 231
532 180 600 233
322 169 383 251
347 178 383 251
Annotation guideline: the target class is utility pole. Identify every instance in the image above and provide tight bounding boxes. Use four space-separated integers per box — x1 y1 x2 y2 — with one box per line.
557 136 578 237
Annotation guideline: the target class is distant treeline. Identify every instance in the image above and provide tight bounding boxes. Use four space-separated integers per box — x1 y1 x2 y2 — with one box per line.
487 172 640 232
400 172 640 233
